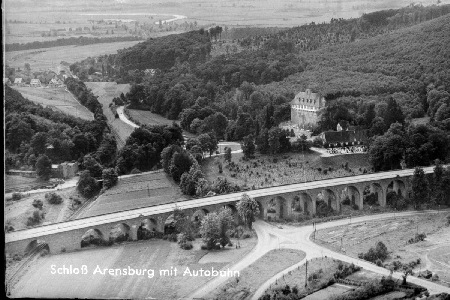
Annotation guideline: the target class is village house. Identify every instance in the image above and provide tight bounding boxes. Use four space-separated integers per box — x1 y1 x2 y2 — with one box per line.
14 78 23 86
290 89 326 130
30 78 42 87
49 77 64 87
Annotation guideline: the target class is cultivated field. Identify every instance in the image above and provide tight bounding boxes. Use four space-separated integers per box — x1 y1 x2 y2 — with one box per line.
77 171 187 218
5 41 141 71
202 151 372 190
126 108 197 139
8 236 257 298
12 86 94 120
314 213 450 286
6 0 441 36
85 82 133 147
211 249 306 299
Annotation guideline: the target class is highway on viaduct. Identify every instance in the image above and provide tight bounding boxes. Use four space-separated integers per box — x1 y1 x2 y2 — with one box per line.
5 166 437 244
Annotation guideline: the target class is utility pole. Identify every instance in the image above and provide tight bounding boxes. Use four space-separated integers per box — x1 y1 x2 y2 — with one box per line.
305 260 308 288
302 143 306 183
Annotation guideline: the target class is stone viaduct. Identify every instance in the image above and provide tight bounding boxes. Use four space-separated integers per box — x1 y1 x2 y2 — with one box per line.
5 167 433 256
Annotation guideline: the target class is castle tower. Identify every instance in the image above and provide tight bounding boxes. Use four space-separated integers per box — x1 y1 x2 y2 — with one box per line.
290 89 326 129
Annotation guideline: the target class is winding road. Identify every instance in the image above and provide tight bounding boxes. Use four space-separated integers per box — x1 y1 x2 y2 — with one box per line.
188 210 450 299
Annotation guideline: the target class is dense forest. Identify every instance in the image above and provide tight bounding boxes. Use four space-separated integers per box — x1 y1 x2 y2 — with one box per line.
64 4 450 181
4 85 113 176
239 4 450 51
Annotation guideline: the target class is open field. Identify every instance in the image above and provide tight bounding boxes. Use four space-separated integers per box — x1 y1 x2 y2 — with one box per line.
12 86 94 120
77 171 187 218
5 175 44 194
5 186 86 232
126 108 197 139
85 82 133 147
211 248 306 299
6 0 444 35
202 151 372 190
8 236 257 298
5 41 141 71
314 213 450 286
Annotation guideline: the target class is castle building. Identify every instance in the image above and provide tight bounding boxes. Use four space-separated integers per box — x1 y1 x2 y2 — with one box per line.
320 124 368 148
290 89 326 129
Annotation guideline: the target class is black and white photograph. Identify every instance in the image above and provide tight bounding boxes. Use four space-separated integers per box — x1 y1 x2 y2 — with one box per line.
3 0 450 299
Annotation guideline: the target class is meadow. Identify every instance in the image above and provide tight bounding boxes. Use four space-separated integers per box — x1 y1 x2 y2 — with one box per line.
5 175 43 194
5 187 83 232
12 86 94 120
211 249 306 300
85 82 133 147
8 234 257 298
314 213 450 286
125 108 196 139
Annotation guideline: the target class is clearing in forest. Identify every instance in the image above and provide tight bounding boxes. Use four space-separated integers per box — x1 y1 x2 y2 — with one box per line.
12 86 94 121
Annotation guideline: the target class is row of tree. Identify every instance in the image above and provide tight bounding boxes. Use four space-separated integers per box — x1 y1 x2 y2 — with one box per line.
5 35 141 52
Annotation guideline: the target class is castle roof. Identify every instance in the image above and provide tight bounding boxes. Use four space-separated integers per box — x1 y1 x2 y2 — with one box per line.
290 89 324 105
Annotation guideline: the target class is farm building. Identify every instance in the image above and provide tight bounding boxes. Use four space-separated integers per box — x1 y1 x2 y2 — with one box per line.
30 79 42 87
290 89 326 130
50 162 79 179
3 78 11 85
58 162 79 179
14 78 23 85
320 123 368 148
49 77 64 87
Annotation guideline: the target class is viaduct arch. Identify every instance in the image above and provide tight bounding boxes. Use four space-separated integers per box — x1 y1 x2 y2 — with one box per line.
6 168 427 256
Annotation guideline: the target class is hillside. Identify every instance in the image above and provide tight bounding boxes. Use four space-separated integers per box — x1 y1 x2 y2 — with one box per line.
260 14 450 118
4 86 110 172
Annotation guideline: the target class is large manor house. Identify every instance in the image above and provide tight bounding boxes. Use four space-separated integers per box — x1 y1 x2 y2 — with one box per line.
290 89 367 149
290 89 326 130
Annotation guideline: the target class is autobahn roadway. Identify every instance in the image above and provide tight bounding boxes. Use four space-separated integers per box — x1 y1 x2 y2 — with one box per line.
188 210 450 299
5 166 438 244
